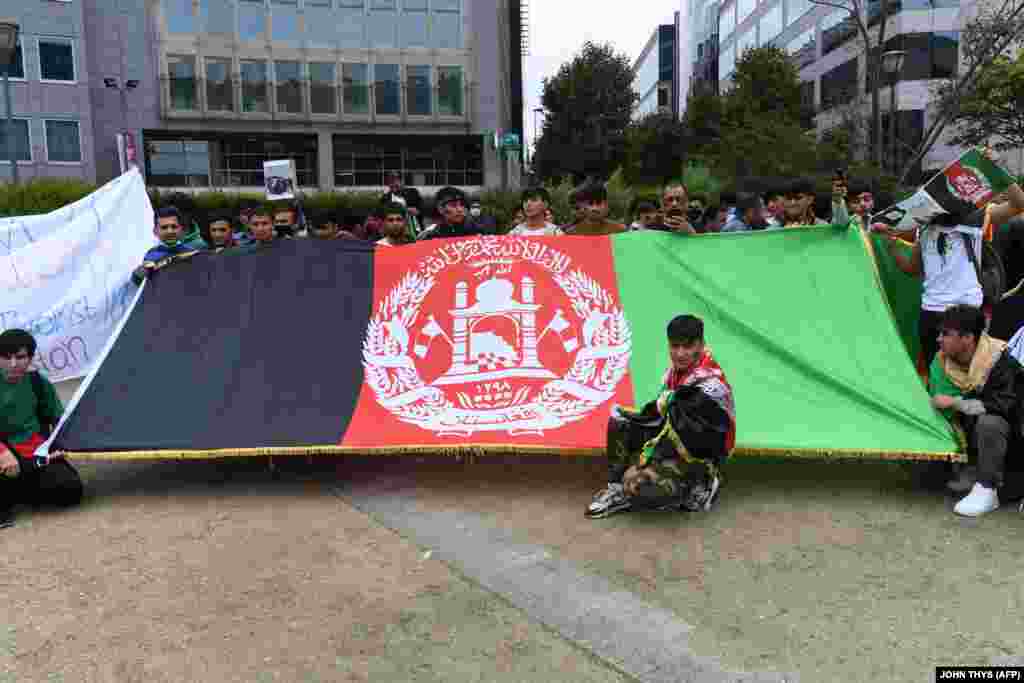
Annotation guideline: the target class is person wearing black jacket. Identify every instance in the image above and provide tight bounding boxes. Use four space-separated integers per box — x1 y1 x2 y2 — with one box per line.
416 187 486 240
380 172 423 219
929 304 1024 516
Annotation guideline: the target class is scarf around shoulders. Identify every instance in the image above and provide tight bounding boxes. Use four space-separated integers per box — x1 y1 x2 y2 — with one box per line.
937 333 1007 392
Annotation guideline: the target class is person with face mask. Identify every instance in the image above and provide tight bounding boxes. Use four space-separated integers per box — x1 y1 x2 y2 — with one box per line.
468 199 497 233
0 329 83 529
416 187 487 240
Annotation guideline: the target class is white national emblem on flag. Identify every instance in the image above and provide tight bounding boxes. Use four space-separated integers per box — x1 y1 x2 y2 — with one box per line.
361 236 632 436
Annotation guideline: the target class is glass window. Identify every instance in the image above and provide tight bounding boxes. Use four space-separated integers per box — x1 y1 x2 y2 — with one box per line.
201 0 234 34
206 58 234 111
788 26 816 68
737 0 756 26
432 0 459 9
719 1 736 42
438 65 463 116
821 58 858 109
238 0 266 42
374 63 400 115
407 65 431 115
39 39 76 82
932 31 959 79
343 63 370 114
307 0 331 5
309 62 336 114
402 0 429 47
241 60 269 113
367 7 397 47
164 0 197 33
433 11 461 48
338 6 365 47
306 5 336 47
371 0 396 6
275 61 302 113
821 8 856 55
785 0 810 24
760 2 783 43
147 140 211 186
45 121 81 163
168 55 197 110
0 119 31 162
271 0 300 44
2 40 24 79
719 43 735 81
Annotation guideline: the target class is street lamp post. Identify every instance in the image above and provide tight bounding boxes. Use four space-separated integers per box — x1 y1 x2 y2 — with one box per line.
105 77 140 171
0 20 20 185
881 50 907 176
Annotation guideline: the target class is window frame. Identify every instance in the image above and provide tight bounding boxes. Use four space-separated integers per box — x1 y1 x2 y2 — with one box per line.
437 64 463 117
167 54 199 111
308 61 338 115
373 62 401 116
0 117 34 164
37 37 77 84
240 59 270 114
1 39 26 81
43 119 82 165
342 62 371 115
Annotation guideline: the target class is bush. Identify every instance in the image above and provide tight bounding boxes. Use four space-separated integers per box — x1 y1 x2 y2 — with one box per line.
0 178 99 216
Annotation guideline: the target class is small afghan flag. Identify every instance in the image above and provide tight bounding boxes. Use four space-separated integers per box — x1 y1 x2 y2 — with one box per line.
873 149 1015 232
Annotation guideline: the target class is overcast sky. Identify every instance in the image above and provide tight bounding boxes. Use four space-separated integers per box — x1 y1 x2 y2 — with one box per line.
523 1 679 150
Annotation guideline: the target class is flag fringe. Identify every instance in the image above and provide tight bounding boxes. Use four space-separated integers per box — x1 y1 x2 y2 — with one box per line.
59 444 964 463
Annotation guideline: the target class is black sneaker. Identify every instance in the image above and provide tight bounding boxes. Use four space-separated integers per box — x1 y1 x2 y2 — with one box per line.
680 476 721 512
0 508 15 529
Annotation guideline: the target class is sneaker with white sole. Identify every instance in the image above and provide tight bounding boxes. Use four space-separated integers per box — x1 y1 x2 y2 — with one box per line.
954 482 999 517
679 476 721 512
947 465 977 493
585 482 631 519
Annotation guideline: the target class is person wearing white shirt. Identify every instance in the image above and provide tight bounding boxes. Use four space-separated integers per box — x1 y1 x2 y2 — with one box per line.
510 187 563 236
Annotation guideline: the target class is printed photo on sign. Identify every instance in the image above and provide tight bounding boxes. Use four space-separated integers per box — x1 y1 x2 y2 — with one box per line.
263 159 297 201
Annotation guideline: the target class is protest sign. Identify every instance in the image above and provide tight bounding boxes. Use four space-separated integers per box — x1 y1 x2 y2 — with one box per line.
0 168 154 383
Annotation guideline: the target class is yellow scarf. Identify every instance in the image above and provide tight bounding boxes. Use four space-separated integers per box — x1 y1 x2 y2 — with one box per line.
937 333 1007 392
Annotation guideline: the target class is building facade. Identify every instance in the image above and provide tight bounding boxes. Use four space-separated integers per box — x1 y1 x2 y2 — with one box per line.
0 0 96 182
681 0 992 177
631 20 679 120
1 0 525 191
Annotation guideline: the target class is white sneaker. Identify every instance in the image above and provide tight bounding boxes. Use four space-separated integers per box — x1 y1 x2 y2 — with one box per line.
954 483 1000 517
586 482 631 519
947 465 977 493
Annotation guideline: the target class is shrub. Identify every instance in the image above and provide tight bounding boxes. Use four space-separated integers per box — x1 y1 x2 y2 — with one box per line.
0 178 98 216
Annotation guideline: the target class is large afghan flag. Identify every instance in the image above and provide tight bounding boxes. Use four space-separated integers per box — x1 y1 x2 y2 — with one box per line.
45 227 961 462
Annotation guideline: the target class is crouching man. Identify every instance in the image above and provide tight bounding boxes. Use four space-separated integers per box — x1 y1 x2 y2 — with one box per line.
929 305 1024 516
0 329 83 529
586 314 736 518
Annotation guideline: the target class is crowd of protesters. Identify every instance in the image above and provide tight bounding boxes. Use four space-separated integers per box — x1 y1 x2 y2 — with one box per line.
7 158 1024 528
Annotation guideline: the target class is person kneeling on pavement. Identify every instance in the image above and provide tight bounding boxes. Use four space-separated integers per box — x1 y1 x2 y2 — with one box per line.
587 314 736 519
929 304 1024 517
0 329 83 529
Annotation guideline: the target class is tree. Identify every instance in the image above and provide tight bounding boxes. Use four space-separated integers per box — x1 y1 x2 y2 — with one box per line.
724 45 805 125
949 54 1024 151
621 113 691 187
531 42 636 183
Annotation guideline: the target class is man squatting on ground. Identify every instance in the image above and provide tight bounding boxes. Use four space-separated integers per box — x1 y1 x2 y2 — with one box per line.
587 314 736 518
929 304 1024 517
0 329 84 529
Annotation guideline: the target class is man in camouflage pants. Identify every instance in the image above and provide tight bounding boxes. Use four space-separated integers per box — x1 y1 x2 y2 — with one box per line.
586 315 736 518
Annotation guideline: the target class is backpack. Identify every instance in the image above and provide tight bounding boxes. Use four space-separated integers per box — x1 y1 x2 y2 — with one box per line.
959 232 1006 308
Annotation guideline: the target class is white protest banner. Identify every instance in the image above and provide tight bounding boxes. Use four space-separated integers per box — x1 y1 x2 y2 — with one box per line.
0 168 155 383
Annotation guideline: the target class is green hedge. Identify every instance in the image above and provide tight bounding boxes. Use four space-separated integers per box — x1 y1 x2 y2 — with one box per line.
0 178 100 216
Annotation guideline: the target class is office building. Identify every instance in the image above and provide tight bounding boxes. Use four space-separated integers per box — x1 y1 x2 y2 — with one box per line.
1 0 526 191
680 0 989 176
631 18 680 120
0 0 95 182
